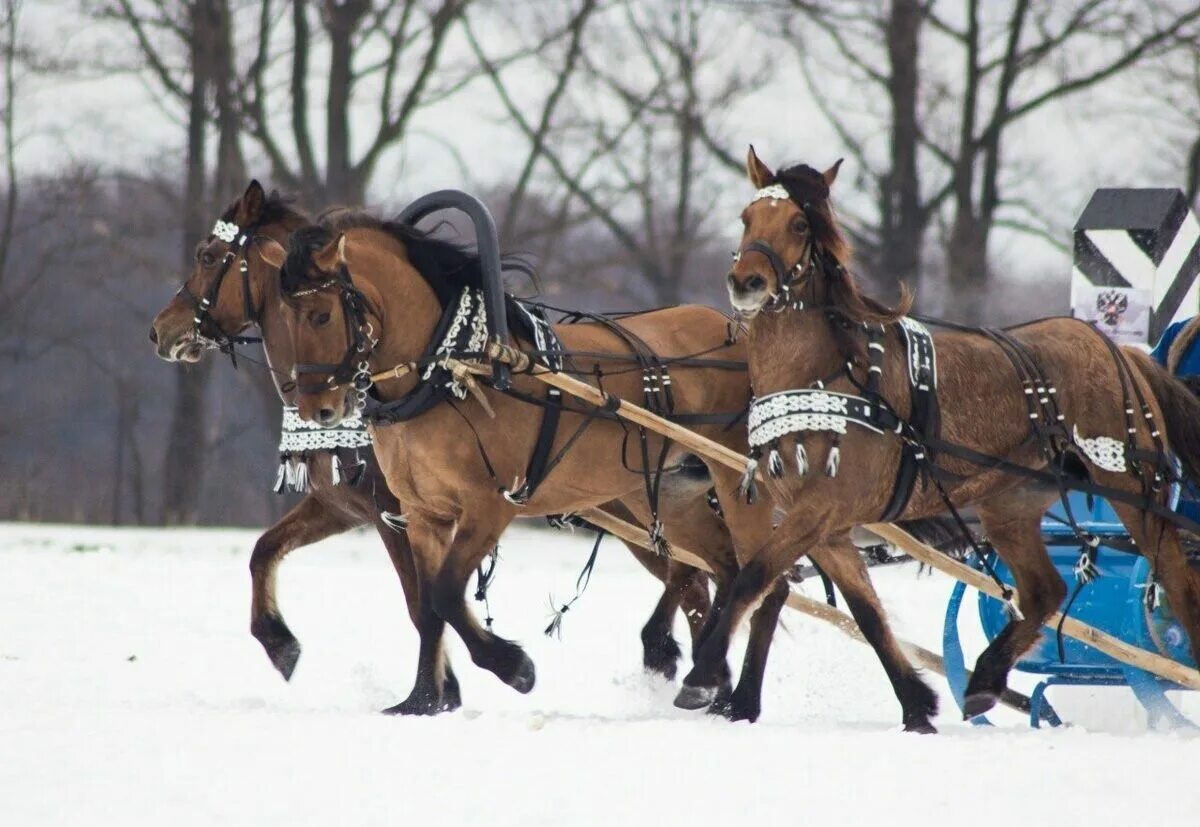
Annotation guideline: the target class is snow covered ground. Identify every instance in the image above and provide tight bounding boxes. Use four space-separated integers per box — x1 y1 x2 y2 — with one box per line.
2 521 1197 826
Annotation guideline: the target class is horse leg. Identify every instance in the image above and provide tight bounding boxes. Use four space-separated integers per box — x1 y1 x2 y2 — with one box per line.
625 543 687 680
712 575 790 723
677 509 825 710
810 539 939 732
431 519 536 693
1110 504 1200 671
249 494 356 680
382 513 458 715
965 495 1064 718
372 515 461 712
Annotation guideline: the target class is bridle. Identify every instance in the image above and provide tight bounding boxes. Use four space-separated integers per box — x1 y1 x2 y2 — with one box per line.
732 184 824 313
177 217 264 361
286 263 378 410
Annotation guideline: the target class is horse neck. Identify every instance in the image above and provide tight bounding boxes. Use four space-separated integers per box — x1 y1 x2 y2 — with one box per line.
747 309 844 393
352 229 444 401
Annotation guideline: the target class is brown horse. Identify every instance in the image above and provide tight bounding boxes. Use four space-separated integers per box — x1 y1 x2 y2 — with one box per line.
147 182 716 712
691 146 1200 721
274 207 944 727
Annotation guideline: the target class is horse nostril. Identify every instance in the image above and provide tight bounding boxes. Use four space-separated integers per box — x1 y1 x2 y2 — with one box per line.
317 407 336 425
746 275 767 292
148 325 158 344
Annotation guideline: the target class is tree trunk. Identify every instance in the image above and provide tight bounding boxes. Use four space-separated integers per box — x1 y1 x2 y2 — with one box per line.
161 0 216 525
879 0 925 291
323 0 369 204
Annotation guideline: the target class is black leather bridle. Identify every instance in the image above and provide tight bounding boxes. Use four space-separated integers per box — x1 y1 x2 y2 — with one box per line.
732 201 821 313
177 218 264 361
287 263 377 399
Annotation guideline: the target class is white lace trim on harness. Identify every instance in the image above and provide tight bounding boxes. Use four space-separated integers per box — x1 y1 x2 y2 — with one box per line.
1072 424 1128 473
422 287 489 399
278 405 372 453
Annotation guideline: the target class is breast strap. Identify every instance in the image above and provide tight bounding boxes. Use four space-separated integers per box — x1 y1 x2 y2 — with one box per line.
746 316 938 521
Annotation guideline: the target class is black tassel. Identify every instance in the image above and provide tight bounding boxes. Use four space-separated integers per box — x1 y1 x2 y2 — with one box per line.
738 453 760 504
272 457 287 494
767 440 784 479
293 453 310 492
544 598 570 639
346 451 367 487
825 437 841 478
380 511 408 532
795 442 809 476
649 520 670 557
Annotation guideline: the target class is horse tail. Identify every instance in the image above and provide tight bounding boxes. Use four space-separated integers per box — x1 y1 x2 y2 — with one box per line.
1122 346 1200 485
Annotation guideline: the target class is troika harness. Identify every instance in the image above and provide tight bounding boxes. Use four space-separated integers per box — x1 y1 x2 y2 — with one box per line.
736 181 1200 626
285 257 745 560
746 316 937 523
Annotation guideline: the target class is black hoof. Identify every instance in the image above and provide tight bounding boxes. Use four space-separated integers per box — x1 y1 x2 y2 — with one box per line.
674 683 717 710
719 698 760 723
903 719 938 734
508 653 536 694
381 696 447 716
251 614 301 681
382 678 461 716
962 691 999 719
642 634 682 681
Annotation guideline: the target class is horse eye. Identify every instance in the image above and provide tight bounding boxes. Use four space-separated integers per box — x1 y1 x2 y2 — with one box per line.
790 216 808 234
311 311 331 328
200 251 217 267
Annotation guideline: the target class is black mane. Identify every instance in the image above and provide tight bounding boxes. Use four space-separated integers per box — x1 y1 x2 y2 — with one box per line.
280 208 534 307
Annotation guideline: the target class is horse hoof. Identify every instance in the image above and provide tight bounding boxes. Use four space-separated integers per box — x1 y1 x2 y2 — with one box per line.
718 700 760 723
508 654 536 694
903 720 938 734
252 614 302 681
381 695 449 716
641 632 682 681
962 691 998 720
674 683 717 710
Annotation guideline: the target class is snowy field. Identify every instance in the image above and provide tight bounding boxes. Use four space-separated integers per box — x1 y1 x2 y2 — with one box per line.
2 521 1198 826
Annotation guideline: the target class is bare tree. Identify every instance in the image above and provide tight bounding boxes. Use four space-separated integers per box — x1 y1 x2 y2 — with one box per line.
470 0 765 306
739 1 1200 317
239 0 471 205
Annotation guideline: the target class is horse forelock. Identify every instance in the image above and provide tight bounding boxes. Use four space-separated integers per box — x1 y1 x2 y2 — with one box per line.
768 163 909 325
281 225 334 294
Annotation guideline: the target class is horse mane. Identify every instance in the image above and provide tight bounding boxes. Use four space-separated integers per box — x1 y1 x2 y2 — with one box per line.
281 207 536 307
771 163 912 325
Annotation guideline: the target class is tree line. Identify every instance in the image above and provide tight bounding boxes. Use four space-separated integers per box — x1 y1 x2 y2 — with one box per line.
3 0 1199 526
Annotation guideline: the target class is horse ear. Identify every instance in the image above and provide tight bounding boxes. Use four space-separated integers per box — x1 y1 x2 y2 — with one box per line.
238 179 267 225
822 159 843 188
256 237 285 269
312 234 344 274
747 145 773 189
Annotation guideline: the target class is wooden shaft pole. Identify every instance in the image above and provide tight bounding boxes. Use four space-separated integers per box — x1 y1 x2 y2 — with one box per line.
867 522 1200 691
527 367 753 475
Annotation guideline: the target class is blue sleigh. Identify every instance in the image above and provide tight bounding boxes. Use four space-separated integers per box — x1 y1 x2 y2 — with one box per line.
942 490 1198 728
